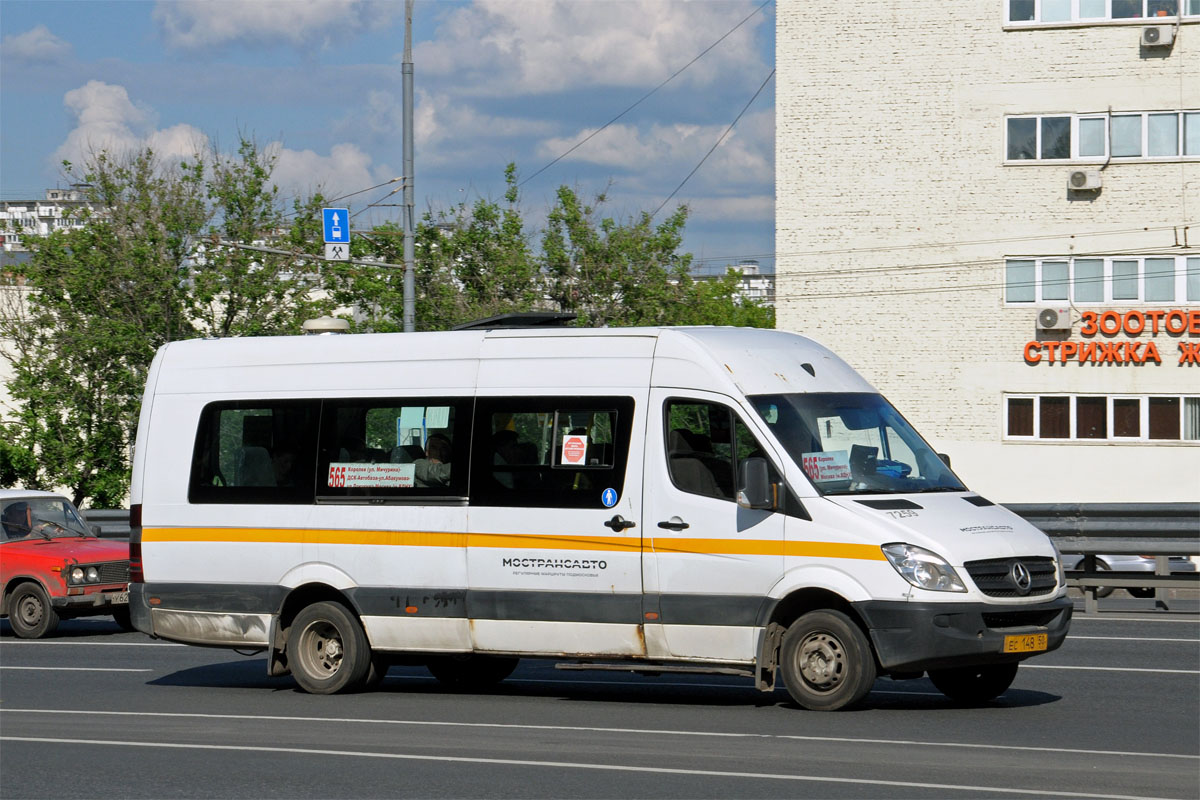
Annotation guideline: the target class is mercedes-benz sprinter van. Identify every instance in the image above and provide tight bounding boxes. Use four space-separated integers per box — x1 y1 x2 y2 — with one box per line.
128 326 1071 710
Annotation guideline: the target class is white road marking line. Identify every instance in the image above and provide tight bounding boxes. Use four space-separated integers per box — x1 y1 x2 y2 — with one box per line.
1071 617 1200 624
4 709 1195 760
1022 665 1197 674
1068 636 1198 642
0 666 152 672
0 737 1180 800
0 641 185 647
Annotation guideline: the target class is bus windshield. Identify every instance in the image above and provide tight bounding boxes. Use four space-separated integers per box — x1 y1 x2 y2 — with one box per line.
749 393 966 495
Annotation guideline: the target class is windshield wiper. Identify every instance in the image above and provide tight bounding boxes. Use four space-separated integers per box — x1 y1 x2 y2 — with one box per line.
34 520 84 538
913 486 968 493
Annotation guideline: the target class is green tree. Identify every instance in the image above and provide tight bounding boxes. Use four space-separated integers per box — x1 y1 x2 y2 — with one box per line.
678 269 775 328
542 186 695 327
338 164 538 332
0 150 206 505
191 138 329 338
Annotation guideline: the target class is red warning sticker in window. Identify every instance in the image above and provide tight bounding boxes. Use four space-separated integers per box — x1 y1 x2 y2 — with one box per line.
561 435 588 466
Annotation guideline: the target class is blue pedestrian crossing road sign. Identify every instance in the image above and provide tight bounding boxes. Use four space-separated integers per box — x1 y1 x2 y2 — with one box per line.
323 208 350 244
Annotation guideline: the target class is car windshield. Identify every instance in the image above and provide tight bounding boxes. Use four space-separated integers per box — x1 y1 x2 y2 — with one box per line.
1 497 92 540
749 392 966 496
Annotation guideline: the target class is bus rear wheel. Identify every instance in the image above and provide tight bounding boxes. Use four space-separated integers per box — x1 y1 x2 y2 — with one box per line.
287 601 371 694
779 610 876 711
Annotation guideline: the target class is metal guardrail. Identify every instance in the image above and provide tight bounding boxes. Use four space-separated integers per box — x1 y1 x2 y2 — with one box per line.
1004 503 1200 614
83 503 1199 613
83 509 132 539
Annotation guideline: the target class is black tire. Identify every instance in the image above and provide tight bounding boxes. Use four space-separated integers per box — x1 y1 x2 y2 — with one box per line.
1128 587 1155 599
9 583 59 639
111 606 137 632
426 654 519 690
362 653 392 689
929 662 1019 703
778 610 876 711
1090 560 1115 599
286 601 372 694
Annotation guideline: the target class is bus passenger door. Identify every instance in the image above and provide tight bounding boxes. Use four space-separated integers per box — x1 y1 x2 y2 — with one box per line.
466 395 647 658
642 391 785 662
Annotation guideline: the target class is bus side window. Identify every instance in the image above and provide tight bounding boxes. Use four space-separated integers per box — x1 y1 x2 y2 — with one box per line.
188 401 320 504
471 397 634 508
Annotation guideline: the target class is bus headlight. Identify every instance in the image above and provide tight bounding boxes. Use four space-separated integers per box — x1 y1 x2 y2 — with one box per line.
882 543 966 592
1050 541 1066 590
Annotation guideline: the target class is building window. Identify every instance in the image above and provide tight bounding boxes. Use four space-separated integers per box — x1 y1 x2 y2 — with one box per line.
1005 255 1197 305
1008 0 1195 23
1005 111 1200 162
1005 395 1200 442
1006 260 1036 302
1187 257 1200 301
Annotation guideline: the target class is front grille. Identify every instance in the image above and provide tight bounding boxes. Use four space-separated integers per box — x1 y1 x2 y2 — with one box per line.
965 556 1057 597
93 561 130 585
982 609 1063 629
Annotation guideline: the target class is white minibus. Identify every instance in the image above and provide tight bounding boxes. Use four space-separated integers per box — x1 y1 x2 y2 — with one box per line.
128 324 1071 710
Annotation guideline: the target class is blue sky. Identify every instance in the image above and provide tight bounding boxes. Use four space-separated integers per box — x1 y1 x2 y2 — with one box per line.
0 0 775 273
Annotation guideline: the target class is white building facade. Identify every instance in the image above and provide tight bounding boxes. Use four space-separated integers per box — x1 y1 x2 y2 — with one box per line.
776 1 1199 503
1 187 91 252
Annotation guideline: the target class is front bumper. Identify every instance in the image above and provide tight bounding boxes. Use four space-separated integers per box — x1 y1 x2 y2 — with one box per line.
51 586 129 611
853 595 1072 673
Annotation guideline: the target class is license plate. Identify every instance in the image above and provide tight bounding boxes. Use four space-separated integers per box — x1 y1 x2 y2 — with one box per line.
1003 633 1047 653
109 591 129 604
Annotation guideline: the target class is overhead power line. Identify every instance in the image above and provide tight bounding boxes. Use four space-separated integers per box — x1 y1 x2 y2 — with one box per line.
686 222 1196 266
517 0 773 189
651 68 774 219
282 177 404 221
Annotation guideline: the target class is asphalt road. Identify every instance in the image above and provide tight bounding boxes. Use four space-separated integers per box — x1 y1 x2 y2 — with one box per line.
1 600 1197 800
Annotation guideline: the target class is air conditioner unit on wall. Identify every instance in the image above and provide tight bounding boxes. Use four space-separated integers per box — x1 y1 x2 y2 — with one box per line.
1142 25 1174 47
1068 170 1101 191
1037 307 1072 331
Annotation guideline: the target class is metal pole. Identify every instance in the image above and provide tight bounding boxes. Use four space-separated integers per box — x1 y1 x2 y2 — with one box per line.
402 0 415 332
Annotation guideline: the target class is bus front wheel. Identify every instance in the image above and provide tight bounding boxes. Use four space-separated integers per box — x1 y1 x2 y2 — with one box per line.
779 609 876 711
287 601 371 694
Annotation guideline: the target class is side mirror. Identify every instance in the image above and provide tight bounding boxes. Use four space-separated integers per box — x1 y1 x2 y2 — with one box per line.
737 457 777 511
937 453 952 469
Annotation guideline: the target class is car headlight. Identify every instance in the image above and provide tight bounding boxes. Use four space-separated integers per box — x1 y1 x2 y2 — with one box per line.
86 566 100 582
882 543 966 592
70 567 85 583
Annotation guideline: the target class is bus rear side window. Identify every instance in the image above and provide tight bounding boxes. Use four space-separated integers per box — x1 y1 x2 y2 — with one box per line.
189 401 320 504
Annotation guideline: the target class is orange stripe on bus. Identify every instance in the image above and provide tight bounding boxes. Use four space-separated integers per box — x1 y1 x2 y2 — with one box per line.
141 528 883 561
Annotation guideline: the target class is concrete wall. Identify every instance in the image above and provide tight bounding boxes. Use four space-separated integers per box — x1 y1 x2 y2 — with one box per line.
776 3 1199 502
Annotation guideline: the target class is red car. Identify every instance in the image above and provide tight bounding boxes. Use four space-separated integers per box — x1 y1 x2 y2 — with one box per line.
1 490 130 638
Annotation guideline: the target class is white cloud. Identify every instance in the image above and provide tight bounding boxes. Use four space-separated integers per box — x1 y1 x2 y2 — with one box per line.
687 193 773 224
268 142 380 202
414 91 556 149
0 24 73 64
414 0 768 94
535 109 773 187
52 81 205 169
51 81 385 205
152 0 396 50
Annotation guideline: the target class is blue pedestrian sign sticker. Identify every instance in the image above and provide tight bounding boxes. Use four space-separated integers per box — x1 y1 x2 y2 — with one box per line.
601 488 618 508
323 208 350 244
